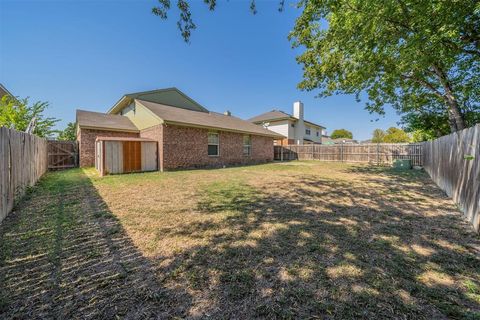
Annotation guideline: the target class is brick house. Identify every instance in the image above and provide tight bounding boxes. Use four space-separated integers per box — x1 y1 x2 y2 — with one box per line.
76 88 283 170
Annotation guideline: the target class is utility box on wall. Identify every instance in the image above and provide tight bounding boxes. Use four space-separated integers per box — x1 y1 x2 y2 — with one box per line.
95 137 158 176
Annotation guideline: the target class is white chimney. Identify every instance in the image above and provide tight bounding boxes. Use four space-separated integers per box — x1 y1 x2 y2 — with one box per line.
292 101 305 145
293 101 304 120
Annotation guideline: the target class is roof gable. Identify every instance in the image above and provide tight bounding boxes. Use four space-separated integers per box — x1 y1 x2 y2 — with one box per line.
0 83 13 99
109 88 208 114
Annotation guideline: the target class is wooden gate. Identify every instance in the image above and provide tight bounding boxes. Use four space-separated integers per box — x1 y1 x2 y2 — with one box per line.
48 140 78 170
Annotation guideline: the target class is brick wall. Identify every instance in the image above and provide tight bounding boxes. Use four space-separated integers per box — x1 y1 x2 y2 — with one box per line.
139 125 163 171
252 134 275 162
77 128 139 167
78 124 274 170
162 124 274 170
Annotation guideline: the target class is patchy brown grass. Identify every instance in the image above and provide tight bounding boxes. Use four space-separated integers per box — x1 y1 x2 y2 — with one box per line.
1 161 479 319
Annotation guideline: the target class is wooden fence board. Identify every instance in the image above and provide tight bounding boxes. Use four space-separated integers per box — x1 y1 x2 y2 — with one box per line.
423 124 480 232
0 127 7 223
274 143 423 166
0 127 48 224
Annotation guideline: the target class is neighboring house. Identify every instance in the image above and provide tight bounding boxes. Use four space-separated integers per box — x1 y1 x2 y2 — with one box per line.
0 83 14 99
334 138 359 144
249 101 326 145
320 135 359 145
321 136 335 145
76 88 283 170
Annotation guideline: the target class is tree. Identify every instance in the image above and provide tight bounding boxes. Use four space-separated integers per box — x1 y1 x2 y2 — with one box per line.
411 129 435 142
383 127 411 143
400 100 480 138
0 96 59 138
57 122 77 141
152 1 480 133
151 0 279 42
371 129 386 143
330 129 353 139
290 0 479 133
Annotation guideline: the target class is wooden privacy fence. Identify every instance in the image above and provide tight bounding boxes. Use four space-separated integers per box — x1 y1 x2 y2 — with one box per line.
423 124 480 232
48 140 78 170
274 143 423 166
0 127 48 224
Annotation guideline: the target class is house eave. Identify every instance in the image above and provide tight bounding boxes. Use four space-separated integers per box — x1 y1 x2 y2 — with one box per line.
78 124 139 133
252 117 325 130
304 120 326 129
163 120 284 139
252 117 296 124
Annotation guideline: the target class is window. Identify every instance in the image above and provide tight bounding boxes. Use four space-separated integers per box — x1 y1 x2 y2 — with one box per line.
291 123 295 128
316 131 319 137
305 128 311 135
208 132 219 156
243 135 251 156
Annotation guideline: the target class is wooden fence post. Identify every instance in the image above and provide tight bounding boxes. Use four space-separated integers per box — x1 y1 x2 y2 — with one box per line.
0 127 48 224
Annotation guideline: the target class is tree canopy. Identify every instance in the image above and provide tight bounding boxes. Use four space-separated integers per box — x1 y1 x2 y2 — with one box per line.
0 96 59 138
383 127 411 143
371 129 386 143
152 0 279 42
57 122 77 141
410 129 435 142
152 0 480 135
371 127 411 143
291 0 480 133
330 129 353 139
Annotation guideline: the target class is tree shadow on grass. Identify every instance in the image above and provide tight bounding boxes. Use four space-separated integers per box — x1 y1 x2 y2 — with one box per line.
0 169 190 319
1 166 479 319
155 170 480 319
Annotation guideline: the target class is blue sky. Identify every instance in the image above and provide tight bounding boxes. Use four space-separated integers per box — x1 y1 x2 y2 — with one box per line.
0 0 400 140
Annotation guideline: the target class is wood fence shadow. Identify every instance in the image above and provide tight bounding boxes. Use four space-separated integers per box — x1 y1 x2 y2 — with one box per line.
0 170 190 319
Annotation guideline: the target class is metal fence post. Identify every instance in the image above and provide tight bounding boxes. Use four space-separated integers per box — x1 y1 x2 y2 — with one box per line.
376 143 380 165
341 142 344 162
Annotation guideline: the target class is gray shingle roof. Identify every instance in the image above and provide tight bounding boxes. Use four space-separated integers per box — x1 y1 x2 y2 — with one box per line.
248 110 293 123
249 109 326 129
138 100 284 138
109 87 208 114
76 110 139 132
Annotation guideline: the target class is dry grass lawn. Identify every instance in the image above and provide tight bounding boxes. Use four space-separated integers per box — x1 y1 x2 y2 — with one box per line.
0 161 479 319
